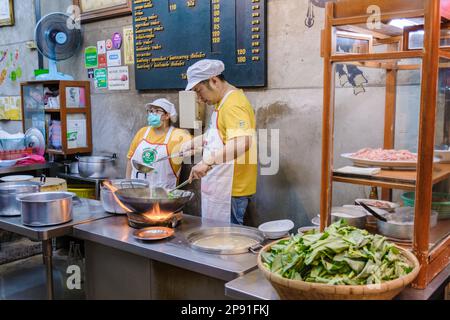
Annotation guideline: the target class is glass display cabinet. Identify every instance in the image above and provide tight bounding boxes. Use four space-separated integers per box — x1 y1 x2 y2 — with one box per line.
320 0 450 289
21 80 93 156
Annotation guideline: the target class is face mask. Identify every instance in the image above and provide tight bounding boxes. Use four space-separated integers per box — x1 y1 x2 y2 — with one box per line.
148 113 162 128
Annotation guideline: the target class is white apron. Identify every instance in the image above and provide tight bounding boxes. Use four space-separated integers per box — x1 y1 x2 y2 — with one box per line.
201 90 236 222
131 126 179 189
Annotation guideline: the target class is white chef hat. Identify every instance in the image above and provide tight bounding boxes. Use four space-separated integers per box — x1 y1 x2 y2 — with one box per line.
185 59 225 91
145 98 178 123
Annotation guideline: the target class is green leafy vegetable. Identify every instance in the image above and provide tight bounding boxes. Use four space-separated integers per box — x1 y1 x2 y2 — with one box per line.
261 220 414 285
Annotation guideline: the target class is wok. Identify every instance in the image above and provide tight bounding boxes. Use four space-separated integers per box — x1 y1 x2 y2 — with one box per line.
114 187 194 213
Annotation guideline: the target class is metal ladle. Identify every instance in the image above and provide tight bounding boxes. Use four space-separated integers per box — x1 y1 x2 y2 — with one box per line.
132 160 155 179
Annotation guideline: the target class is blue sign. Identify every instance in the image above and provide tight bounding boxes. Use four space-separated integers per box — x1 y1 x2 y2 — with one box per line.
132 0 267 90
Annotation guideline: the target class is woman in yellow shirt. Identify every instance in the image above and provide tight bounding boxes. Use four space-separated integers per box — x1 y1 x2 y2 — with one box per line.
126 99 191 189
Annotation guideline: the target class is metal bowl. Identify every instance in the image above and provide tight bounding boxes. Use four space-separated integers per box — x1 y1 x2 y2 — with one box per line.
331 206 367 229
377 207 439 240
114 187 194 213
78 156 117 179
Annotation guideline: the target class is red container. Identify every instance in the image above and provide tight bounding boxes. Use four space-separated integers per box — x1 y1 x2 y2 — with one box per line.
0 148 33 160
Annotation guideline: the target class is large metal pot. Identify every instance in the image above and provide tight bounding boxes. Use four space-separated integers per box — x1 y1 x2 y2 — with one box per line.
0 181 41 217
100 179 149 214
16 192 74 227
377 207 439 240
77 154 117 179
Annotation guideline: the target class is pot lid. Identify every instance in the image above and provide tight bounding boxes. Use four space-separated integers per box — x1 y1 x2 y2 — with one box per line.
187 227 264 255
24 128 45 156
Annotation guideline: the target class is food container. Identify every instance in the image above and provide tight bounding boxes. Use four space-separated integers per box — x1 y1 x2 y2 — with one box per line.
17 192 74 227
257 240 420 300
101 179 149 214
258 219 294 239
77 155 117 179
331 206 367 229
0 181 41 217
401 192 450 219
377 207 439 240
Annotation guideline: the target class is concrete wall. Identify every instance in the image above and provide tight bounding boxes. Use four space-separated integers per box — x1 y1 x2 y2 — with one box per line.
0 0 426 229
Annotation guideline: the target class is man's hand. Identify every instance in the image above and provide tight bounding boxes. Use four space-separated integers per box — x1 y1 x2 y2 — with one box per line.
189 161 212 182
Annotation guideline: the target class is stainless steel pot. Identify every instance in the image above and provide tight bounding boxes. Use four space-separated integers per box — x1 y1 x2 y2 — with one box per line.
376 207 439 240
0 181 41 217
17 192 74 227
77 154 117 179
100 179 149 214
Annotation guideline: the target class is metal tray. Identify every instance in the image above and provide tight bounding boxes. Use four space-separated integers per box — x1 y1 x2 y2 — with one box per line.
186 226 265 255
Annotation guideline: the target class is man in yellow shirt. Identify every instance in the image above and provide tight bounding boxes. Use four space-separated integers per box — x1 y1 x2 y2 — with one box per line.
126 98 191 189
182 59 257 225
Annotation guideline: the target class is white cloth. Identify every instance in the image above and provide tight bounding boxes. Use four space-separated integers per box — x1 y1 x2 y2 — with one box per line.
185 59 225 91
131 126 179 189
145 98 178 123
201 90 236 223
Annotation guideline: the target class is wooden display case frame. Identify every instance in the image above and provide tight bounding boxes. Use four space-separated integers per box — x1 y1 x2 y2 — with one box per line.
320 0 450 289
20 80 93 156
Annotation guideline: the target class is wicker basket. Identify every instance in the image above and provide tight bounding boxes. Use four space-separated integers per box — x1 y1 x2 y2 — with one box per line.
257 239 420 300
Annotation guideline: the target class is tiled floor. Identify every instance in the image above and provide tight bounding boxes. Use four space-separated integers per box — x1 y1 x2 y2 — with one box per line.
0 252 85 300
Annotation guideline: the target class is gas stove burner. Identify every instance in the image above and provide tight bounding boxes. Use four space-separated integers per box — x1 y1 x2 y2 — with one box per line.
127 210 183 229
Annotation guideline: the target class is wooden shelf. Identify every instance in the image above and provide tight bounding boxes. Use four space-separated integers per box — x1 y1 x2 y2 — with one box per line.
333 163 450 190
44 109 60 113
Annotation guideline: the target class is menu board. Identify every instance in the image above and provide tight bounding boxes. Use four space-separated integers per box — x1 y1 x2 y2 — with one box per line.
132 0 266 90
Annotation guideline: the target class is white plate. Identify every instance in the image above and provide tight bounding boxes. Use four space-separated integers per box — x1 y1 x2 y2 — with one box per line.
0 175 34 182
341 153 440 169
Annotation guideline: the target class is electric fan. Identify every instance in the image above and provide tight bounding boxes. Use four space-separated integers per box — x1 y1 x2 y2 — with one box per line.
35 12 82 80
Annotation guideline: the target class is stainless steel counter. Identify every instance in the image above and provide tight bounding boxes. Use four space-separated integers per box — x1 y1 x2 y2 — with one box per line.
0 162 63 176
0 198 111 241
225 266 450 300
73 215 260 282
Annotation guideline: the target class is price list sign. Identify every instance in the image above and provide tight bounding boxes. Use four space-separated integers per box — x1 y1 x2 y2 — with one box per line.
132 0 266 90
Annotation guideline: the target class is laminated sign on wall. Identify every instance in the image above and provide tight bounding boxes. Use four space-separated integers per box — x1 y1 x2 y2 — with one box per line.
0 96 22 120
108 66 129 91
107 50 122 67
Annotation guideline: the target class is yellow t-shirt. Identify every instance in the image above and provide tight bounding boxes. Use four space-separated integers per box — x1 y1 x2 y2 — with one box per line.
127 127 192 175
216 90 257 197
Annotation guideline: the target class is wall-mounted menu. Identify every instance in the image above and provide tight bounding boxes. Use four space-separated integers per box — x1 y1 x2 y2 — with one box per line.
132 0 266 90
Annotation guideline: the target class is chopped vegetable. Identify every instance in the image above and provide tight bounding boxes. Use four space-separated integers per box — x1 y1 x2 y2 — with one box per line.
261 220 414 285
